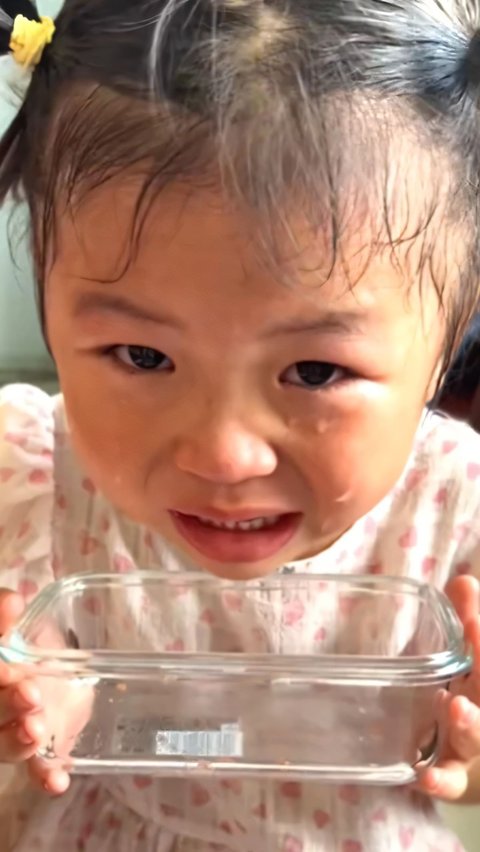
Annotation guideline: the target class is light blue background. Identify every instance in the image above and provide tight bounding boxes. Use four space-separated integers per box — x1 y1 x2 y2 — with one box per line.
0 0 61 382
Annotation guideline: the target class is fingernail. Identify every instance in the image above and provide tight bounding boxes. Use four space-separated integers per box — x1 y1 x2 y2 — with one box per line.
458 703 478 729
22 716 44 742
54 773 70 794
467 704 478 723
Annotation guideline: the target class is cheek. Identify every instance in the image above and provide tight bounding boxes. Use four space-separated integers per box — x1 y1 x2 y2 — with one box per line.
61 377 155 496
293 391 423 529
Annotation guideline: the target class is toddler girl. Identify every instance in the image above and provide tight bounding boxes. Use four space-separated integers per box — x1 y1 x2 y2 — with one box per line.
0 0 480 849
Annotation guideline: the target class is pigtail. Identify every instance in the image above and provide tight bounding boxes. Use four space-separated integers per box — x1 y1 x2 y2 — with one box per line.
0 0 55 203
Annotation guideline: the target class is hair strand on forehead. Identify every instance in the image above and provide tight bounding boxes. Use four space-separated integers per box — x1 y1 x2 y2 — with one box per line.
0 0 476 372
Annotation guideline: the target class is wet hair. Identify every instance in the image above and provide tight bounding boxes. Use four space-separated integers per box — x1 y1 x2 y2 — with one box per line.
0 0 479 373
443 312 480 397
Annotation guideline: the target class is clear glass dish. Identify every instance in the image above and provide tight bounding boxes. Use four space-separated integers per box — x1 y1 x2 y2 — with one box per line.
0 571 471 784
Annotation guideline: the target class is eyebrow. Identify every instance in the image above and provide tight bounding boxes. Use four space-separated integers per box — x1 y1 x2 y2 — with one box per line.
262 311 367 338
73 292 185 330
73 291 366 338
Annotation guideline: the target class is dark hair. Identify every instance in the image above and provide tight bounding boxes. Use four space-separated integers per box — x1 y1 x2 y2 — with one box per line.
0 0 479 371
443 312 480 397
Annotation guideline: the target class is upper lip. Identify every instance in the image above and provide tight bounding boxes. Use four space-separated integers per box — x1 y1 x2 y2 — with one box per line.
171 508 298 522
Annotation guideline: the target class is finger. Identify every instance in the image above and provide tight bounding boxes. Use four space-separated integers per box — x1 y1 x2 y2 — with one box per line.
0 660 32 688
27 755 70 796
0 713 45 763
465 617 480 670
416 760 469 801
0 591 24 636
433 688 453 754
445 576 480 627
0 679 43 726
447 695 480 762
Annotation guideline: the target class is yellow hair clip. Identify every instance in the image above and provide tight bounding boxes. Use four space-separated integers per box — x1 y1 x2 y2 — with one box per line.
9 14 55 69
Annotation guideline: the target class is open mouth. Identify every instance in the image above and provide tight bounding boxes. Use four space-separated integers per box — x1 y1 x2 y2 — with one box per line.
191 515 282 532
169 511 301 564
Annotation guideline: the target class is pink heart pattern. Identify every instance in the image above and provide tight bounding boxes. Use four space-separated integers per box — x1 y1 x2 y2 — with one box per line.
338 785 360 806
83 595 101 616
222 590 243 612
282 597 305 626
165 638 185 652
282 836 304 852
252 803 267 820
371 806 387 823
17 578 38 599
434 487 448 506
405 468 427 492
399 526 417 549
80 532 100 556
280 781 302 799
399 826 415 849
28 469 49 485
442 440 457 454
190 783 210 807
113 553 134 574
16 520 31 540
159 803 181 818
421 556 437 578
200 608 215 625
132 776 152 790
220 778 242 795
467 462 480 481
313 809 331 829
82 477 96 494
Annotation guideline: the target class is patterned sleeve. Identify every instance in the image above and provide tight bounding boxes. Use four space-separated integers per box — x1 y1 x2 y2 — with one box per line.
0 384 55 602
438 417 480 582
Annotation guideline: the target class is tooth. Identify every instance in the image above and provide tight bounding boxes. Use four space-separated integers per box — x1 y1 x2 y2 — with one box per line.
194 515 281 531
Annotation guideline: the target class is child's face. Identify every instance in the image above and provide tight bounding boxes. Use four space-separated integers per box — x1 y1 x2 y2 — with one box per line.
46 180 446 579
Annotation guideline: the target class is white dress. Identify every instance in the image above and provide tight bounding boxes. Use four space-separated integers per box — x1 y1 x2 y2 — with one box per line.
0 383 479 852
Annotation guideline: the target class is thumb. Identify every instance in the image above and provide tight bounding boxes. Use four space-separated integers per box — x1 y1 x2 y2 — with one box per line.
418 760 470 801
445 576 480 627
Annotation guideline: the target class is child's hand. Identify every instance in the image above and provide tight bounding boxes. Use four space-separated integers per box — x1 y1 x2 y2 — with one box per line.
415 575 480 801
0 589 71 795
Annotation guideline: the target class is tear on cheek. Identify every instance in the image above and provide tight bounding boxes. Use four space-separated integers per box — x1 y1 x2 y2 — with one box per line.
334 488 354 504
286 416 333 435
314 418 332 436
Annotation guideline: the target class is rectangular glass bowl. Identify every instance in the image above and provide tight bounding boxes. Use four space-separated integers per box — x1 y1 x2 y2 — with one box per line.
0 571 471 784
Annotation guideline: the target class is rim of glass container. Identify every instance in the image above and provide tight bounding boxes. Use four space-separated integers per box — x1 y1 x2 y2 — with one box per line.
1 571 472 686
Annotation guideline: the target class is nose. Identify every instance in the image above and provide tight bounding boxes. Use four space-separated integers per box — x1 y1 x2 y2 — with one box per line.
174 420 278 484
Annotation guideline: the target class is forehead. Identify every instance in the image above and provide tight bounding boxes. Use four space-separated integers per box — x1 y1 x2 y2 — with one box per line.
48 171 454 329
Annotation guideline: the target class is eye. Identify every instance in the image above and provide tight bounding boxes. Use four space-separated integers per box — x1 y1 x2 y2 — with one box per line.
112 345 174 372
281 360 346 389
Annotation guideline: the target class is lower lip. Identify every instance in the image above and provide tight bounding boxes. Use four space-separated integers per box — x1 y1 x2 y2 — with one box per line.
169 512 301 564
